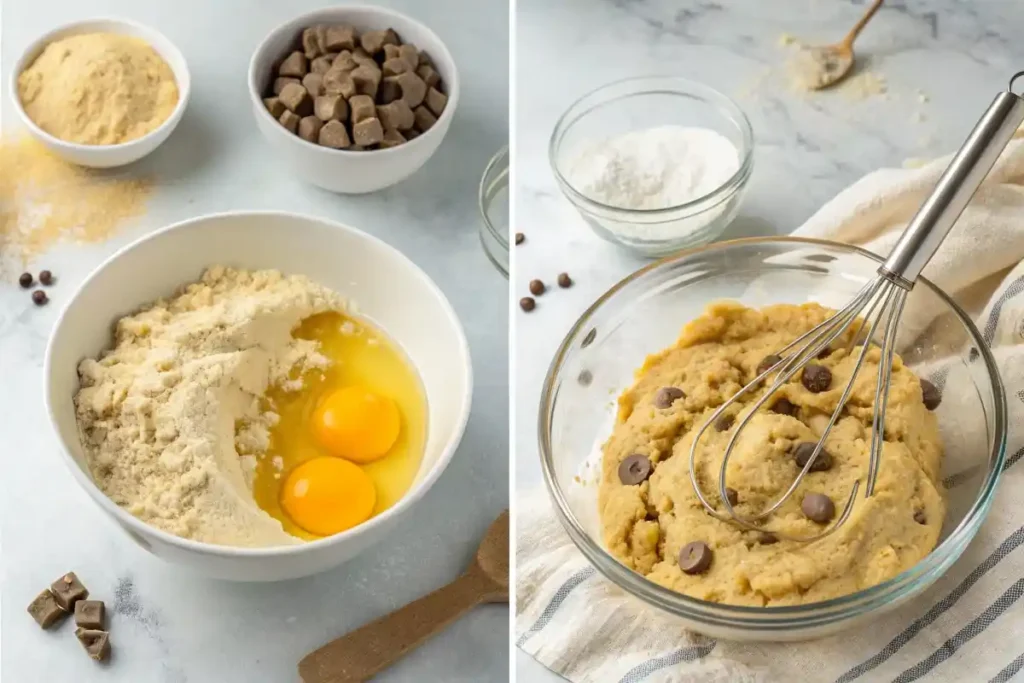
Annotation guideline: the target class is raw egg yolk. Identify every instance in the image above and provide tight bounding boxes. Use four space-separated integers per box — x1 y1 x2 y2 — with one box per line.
312 386 401 463
280 457 376 536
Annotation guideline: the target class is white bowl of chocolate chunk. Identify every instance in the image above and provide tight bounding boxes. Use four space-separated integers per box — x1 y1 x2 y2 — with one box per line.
44 211 472 581
248 6 458 194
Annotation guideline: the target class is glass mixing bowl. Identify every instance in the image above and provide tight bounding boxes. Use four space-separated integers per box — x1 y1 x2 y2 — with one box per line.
479 145 509 277
549 76 754 258
538 237 1006 640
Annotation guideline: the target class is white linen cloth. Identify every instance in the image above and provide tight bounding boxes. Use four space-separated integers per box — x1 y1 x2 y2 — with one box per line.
516 129 1024 683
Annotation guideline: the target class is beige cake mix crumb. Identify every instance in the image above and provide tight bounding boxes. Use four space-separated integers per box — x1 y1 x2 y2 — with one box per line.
74 267 346 547
18 33 178 145
0 136 151 268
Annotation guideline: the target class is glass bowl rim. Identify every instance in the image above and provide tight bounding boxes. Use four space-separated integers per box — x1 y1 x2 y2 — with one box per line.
538 235 1008 624
547 75 755 219
478 145 510 277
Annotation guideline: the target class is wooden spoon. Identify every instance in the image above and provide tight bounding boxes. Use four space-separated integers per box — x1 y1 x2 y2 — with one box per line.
796 0 884 90
298 510 509 683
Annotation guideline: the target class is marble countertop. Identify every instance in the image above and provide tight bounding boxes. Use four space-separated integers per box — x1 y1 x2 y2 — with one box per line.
514 0 1022 679
0 1 509 681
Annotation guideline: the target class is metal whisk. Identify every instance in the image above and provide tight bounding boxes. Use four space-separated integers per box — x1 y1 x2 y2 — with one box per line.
690 75 1024 541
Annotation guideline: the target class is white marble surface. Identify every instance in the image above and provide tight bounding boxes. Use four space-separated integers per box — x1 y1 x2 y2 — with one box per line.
513 0 1023 679
0 1 509 680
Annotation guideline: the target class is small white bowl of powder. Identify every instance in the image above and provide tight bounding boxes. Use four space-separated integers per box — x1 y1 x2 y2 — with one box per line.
550 76 754 257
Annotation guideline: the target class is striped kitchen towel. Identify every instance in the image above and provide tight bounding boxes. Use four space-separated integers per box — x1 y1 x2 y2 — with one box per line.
516 129 1024 682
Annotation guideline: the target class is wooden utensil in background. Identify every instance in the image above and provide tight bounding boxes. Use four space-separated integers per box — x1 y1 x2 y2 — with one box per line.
799 0 884 89
299 510 509 683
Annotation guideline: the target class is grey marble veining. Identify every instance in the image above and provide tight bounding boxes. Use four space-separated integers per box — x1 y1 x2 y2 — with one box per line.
514 0 1022 679
0 1 509 680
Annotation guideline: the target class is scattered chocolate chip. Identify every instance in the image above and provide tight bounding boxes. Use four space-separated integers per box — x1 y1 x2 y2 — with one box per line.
920 379 942 411
618 454 653 485
18 272 33 288
74 600 105 630
31 290 48 306
771 398 798 417
581 328 596 348
75 628 111 662
654 386 685 409
39 270 53 286
578 369 593 386
793 441 833 472
515 232 524 245
801 492 835 524
50 572 88 611
519 297 535 312
529 279 545 296
913 510 927 525
714 414 735 431
724 487 739 506
801 364 832 393
27 590 67 629
557 272 572 288
756 354 782 376
758 532 779 545
678 541 713 575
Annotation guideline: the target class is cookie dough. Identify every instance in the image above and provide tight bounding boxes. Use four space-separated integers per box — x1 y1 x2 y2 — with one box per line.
598 301 945 606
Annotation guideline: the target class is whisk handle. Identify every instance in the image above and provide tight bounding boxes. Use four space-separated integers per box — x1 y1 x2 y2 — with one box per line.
880 88 1024 288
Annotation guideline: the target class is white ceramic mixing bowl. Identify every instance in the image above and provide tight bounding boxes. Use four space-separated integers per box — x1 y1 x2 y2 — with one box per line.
44 211 472 581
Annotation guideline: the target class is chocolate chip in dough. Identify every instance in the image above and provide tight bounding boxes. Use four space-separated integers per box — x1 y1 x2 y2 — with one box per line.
557 272 572 288
801 492 835 524
39 270 53 286
724 487 739 506
714 414 735 432
50 572 88 611
75 628 111 662
18 272 32 288
27 590 67 629
618 454 653 485
913 510 927 525
519 297 535 312
920 379 942 411
756 354 783 376
771 398 798 417
678 541 713 575
31 290 48 306
817 346 833 359
801 364 832 393
74 600 105 630
654 387 684 409
758 532 779 545
515 232 524 245
793 441 833 472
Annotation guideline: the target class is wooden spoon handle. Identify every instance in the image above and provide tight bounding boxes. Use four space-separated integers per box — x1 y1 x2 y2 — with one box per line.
298 572 489 683
842 0 884 47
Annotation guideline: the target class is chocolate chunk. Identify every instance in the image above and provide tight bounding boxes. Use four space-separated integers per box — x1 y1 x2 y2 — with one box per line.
383 57 412 77
310 55 334 75
19 272 33 288
771 398 798 416
801 492 835 523
352 47 376 67
378 76 401 104
618 454 652 485
678 541 713 575
74 600 105 630
352 118 384 147
380 129 407 149
793 441 833 472
395 71 427 108
278 82 312 116
263 97 285 119
914 510 927 525
425 87 448 117
417 64 440 89
360 28 399 55
519 297 535 312
302 27 323 59
272 77 300 95
50 572 88 611
384 44 402 61
557 272 572 288
302 73 324 97
529 279 545 296
758 532 779 545
349 94 376 124
331 51 359 74
38 270 53 286
314 94 348 123
278 51 308 78
376 100 414 131
920 379 942 411
323 69 356 99
32 289 48 306
515 232 525 245
714 413 735 431
398 44 419 70
801 364 832 393
413 105 438 132
318 120 351 149
817 346 833 359
724 487 739 506
324 25 358 52
350 64 382 98
653 387 684 409
27 590 67 629
297 116 323 143
278 110 301 134
757 354 782 376
75 628 110 662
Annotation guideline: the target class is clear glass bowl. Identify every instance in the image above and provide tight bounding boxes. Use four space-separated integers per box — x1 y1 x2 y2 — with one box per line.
479 145 509 277
538 237 1007 640
549 77 754 258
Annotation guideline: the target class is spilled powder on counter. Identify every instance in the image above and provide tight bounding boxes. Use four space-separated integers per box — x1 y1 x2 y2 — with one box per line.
0 136 151 269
